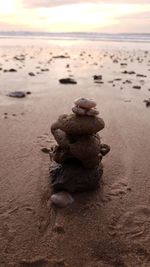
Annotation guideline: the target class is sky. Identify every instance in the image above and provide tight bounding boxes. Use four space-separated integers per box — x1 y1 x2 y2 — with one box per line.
0 0 150 33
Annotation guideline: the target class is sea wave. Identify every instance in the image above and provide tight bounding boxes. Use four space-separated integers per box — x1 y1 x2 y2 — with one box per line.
0 32 150 43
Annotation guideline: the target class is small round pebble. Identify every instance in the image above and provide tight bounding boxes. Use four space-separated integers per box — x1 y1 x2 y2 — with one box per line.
72 106 86 115
51 191 74 208
74 98 96 109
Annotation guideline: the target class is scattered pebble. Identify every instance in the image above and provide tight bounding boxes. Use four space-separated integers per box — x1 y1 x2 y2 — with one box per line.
133 86 141 90
136 74 147 77
93 75 102 80
144 99 150 107
122 70 135 75
59 78 77 84
7 91 26 98
9 68 17 72
41 68 49 72
28 72 35 76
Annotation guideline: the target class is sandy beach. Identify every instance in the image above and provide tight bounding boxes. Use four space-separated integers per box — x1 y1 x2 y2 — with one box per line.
0 38 150 267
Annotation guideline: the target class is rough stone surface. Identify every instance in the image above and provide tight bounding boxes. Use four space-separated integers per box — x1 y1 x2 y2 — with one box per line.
51 114 105 135
51 134 102 168
72 106 99 117
50 161 103 193
86 108 99 116
72 106 86 115
51 191 74 208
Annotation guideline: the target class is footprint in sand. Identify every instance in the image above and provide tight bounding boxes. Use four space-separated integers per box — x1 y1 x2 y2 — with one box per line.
108 178 131 197
109 205 150 242
100 177 131 203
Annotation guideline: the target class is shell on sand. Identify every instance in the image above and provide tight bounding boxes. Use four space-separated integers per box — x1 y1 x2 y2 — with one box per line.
51 191 74 208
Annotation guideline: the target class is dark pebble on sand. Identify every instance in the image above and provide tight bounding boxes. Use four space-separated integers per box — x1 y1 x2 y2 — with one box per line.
26 91 31 95
122 70 135 75
136 74 147 78
28 72 35 76
144 99 150 107
9 68 17 72
93 75 102 80
41 68 49 72
59 78 77 84
114 78 122 81
7 91 26 98
133 86 141 90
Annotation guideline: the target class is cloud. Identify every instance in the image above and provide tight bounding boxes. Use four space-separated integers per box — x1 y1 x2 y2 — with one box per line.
23 0 150 8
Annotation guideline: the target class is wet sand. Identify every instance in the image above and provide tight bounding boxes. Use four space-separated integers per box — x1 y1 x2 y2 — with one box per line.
0 39 150 266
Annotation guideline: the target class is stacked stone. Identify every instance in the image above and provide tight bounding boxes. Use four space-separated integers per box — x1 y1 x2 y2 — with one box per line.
49 98 110 207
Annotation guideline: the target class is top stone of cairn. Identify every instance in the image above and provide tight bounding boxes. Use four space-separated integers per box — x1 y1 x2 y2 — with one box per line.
74 98 96 109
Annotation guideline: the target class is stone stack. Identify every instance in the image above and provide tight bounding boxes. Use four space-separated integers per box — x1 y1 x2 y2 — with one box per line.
49 98 110 206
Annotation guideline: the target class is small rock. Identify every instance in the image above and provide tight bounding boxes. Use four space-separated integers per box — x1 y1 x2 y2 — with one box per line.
144 99 150 107
59 78 77 84
51 191 74 208
74 98 96 109
28 72 35 76
53 55 70 59
113 59 118 63
41 68 49 72
26 91 31 95
122 70 135 75
114 78 122 81
93 75 102 80
9 68 17 72
7 91 26 98
133 86 141 89
136 74 147 77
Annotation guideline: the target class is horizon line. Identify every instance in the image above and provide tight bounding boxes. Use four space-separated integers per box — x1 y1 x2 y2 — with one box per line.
0 31 150 35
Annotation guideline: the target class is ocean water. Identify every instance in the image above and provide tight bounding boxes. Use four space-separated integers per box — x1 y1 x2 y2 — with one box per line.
0 32 150 43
